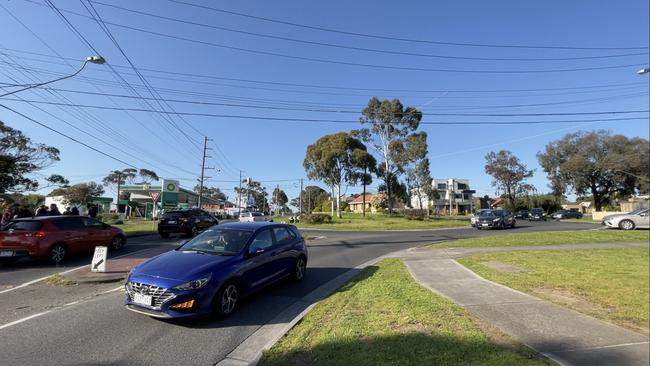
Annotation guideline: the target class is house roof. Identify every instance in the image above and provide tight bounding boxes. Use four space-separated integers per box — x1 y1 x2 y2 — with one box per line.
350 194 373 204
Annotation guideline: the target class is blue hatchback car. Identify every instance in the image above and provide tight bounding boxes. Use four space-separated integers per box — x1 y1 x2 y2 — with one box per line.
125 222 307 319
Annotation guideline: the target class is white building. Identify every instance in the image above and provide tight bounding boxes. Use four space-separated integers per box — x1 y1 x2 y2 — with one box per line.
410 178 475 214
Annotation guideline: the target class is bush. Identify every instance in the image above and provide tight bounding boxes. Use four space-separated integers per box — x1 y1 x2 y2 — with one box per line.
344 206 351 213
300 213 332 224
97 213 119 222
404 210 426 221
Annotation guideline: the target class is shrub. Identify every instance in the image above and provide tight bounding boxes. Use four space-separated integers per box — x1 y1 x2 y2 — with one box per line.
344 206 351 213
97 213 119 222
404 210 426 221
300 213 333 224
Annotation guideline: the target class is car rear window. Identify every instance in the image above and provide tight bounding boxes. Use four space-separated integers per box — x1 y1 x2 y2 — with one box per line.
162 211 190 219
1 221 43 231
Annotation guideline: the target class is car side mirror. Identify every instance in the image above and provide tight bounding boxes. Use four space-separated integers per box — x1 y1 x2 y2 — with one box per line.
640 213 647 217
248 246 264 257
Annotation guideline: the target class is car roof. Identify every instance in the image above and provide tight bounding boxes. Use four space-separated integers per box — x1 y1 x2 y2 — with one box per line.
12 215 70 221
218 221 275 230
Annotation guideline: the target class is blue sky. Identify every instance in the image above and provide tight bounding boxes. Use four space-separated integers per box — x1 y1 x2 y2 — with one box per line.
1 0 648 204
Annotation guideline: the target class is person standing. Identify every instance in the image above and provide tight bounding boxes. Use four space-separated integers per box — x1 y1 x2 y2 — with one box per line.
17 205 33 218
1 206 12 225
35 205 49 216
88 205 98 218
71 206 80 215
49 203 61 216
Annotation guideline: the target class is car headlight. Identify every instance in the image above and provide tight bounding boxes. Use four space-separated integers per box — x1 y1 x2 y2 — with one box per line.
493 218 501 222
173 273 212 291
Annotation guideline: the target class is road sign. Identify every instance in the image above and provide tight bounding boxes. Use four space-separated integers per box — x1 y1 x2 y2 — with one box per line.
91 246 108 272
149 191 160 202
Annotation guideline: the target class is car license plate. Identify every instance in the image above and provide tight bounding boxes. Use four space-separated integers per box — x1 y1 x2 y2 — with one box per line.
0 250 14 257
133 293 152 306
481 223 489 227
167 220 176 224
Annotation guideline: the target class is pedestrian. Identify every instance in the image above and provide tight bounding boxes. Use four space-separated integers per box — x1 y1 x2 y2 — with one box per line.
35 205 49 216
71 206 80 216
62 207 72 215
1 206 12 226
49 203 61 216
88 205 98 218
11 203 21 219
17 205 33 218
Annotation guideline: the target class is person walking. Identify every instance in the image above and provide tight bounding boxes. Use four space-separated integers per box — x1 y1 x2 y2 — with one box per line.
49 203 61 216
88 205 98 218
35 205 49 216
71 206 80 215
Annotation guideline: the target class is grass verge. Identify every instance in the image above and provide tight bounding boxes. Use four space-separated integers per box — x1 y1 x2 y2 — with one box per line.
261 258 550 366
275 213 469 231
115 221 158 236
46 273 77 286
430 230 649 249
458 248 649 335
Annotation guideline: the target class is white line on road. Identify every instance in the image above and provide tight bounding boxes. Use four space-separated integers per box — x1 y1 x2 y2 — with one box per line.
0 311 50 331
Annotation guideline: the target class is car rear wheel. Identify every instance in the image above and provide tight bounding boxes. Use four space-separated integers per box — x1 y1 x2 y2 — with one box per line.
511 221 516 228
214 282 239 317
619 219 635 230
110 235 125 250
292 257 307 281
49 244 67 264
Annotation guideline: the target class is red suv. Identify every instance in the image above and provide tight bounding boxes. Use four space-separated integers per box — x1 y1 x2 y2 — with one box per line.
0 216 126 263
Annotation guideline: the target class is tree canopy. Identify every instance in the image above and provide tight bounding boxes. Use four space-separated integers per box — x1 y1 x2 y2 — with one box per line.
484 150 534 210
194 185 227 201
50 182 105 206
537 130 649 211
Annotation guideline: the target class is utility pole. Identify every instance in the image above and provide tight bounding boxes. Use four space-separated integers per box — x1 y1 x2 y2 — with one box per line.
116 170 122 214
275 184 280 216
238 170 243 217
299 178 303 214
362 167 367 217
197 136 213 209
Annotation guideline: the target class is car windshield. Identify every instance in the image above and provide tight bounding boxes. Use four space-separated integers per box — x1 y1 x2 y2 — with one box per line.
478 210 496 216
180 228 252 255
531 209 543 213
629 208 649 215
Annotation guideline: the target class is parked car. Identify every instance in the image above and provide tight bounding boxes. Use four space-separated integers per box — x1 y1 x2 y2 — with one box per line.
551 210 583 220
470 209 491 227
0 216 126 264
528 208 547 221
474 210 516 230
239 212 272 223
124 222 307 319
158 209 218 238
514 210 530 219
602 208 650 230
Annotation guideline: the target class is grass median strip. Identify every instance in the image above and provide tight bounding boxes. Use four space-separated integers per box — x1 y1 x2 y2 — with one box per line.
277 213 469 231
430 230 649 249
115 222 158 236
261 258 550 366
458 248 650 335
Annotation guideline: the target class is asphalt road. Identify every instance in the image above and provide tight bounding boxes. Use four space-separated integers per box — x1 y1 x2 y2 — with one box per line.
0 220 598 365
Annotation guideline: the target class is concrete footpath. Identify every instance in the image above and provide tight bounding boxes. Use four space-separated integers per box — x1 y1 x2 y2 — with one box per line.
399 243 649 366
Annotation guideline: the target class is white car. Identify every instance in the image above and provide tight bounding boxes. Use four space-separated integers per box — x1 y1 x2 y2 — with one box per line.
602 208 649 230
239 212 272 223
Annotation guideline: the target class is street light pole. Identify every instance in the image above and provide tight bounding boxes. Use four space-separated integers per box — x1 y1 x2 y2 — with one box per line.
0 56 105 97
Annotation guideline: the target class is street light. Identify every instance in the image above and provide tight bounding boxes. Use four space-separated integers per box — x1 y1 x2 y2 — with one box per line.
638 67 650 75
0 55 106 97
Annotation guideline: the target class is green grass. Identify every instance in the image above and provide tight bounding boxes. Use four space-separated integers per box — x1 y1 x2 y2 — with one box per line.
274 213 469 231
114 221 158 236
46 273 76 286
459 248 650 335
430 230 649 249
261 258 550 366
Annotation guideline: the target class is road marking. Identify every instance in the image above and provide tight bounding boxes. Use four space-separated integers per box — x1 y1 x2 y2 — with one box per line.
0 311 50 330
101 286 124 294
0 247 153 295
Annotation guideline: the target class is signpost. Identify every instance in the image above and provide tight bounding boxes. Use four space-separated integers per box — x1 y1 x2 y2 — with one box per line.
149 191 161 229
91 246 108 272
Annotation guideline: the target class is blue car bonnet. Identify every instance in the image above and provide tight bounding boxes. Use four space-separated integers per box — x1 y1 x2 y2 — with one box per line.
133 250 235 282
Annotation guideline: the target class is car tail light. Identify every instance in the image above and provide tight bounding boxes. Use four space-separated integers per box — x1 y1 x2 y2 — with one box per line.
24 231 46 238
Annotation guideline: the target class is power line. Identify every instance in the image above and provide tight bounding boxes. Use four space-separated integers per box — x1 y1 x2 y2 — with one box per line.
2 46 648 94
23 1 645 74
90 1 649 62
1 98 646 125
166 0 648 51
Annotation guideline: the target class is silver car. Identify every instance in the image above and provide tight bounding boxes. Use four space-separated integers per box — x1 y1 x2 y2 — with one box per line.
238 212 272 223
602 208 649 230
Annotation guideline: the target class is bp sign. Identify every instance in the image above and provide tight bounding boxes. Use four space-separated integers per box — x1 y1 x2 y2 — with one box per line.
161 179 179 208
163 179 179 192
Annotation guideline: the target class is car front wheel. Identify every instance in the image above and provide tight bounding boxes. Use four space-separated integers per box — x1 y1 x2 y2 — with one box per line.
619 220 635 230
214 282 239 317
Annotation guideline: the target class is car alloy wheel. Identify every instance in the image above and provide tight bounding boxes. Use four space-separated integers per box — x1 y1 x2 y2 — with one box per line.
220 283 238 315
111 236 125 250
619 220 635 230
49 244 66 264
293 257 306 281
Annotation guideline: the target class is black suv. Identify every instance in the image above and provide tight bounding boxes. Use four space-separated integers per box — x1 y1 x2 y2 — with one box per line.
157 209 218 238
514 210 530 219
551 210 583 220
528 208 547 221
475 210 516 230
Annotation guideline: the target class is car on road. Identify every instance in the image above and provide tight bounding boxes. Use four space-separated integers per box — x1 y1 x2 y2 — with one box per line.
474 210 516 230
0 216 126 264
602 208 650 230
239 212 272 223
551 210 583 220
528 208 547 221
158 209 218 238
514 210 530 219
470 209 491 227
125 222 307 319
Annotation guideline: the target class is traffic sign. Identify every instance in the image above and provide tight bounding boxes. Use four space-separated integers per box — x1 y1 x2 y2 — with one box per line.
149 191 160 202
91 246 108 272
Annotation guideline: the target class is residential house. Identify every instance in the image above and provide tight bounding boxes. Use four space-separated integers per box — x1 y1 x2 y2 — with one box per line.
410 178 475 214
349 194 374 213
562 201 593 214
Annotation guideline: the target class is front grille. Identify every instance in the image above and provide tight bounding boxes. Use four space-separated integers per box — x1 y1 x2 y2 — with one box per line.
126 282 175 309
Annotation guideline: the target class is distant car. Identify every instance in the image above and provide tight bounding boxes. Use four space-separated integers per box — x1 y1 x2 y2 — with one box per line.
470 209 491 227
0 216 126 263
239 212 272 223
528 208 547 221
158 209 218 238
602 208 650 230
514 210 530 219
475 210 516 230
125 222 308 319
551 210 583 220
